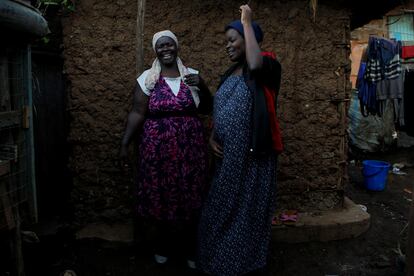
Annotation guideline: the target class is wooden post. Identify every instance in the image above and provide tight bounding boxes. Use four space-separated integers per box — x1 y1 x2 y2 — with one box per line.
0 55 11 112
136 0 146 74
9 208 25 276
23 46 38 223
133 0 145 177
133 0 146 244
407 192 414 276
0 51 16 230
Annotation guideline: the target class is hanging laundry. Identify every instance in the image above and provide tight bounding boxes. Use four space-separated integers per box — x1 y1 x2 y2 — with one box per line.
357 61 377 116
400 71 414 136
376 73 404 126
402 41 414 72
402 41 414 59
365 37 401 83
360 36 404 125
402 57 414 71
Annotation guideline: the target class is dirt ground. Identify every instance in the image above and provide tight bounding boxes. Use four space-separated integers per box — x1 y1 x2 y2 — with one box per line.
18 147 413 276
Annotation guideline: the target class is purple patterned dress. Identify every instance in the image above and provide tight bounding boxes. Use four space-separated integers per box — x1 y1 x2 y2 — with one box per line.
136 76 208 221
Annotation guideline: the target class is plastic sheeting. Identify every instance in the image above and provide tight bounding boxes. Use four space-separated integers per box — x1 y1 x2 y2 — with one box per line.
348 89 395 152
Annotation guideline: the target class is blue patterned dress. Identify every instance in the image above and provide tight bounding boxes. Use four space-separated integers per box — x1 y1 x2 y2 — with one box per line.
198 75 277 275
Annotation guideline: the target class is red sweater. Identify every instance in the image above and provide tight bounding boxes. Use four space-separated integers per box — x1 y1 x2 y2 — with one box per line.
260 51 283 153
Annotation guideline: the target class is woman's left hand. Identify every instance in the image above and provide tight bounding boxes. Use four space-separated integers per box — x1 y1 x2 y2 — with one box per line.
240 4 253 25
184 74 200 87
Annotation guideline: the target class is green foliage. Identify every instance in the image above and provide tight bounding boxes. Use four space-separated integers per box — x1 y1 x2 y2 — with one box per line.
36 0 75 44
41 36 50 44
36 0 75 13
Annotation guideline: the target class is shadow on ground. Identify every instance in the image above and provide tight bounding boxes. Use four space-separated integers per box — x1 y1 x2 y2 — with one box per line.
21 148 414 276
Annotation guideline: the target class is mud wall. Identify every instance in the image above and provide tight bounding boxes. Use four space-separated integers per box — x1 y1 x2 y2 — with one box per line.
62 0 350 224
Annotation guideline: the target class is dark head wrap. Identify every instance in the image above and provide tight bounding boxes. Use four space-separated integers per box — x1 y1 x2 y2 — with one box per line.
225 20 264 43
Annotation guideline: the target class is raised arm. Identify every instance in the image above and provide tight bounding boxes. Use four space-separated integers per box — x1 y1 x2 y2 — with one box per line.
120 83 149 159
240 4 263 71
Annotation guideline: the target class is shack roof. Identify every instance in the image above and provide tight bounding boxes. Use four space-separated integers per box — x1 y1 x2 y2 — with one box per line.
0 0 49 39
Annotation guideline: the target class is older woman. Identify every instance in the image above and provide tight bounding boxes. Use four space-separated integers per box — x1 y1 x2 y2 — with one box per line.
198 5 282 275
120 30 212 267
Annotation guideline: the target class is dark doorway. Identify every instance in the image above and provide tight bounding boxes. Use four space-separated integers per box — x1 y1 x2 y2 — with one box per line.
32 50 71 220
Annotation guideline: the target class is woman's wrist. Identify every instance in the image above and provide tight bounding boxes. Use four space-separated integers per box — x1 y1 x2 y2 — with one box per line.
121 139 129 147
241 20 252 26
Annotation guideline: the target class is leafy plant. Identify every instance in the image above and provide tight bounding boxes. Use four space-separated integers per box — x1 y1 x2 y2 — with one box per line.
36 0 75 14
35 0 75 44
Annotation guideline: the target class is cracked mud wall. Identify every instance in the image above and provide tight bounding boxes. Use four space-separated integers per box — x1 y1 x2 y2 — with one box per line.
62 0 350 223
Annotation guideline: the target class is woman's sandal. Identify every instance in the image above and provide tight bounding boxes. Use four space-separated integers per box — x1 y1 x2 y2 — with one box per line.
279 210 298 225
187 259 196 269
271 215 282 226
154 254 168 264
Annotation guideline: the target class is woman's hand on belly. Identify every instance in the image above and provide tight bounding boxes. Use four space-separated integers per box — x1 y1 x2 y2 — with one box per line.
209 130 223 158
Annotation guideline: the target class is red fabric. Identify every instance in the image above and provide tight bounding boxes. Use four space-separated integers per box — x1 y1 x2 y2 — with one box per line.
260 51 283 153
402 45 414 59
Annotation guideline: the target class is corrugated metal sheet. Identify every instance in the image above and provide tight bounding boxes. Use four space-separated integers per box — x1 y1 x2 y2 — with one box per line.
388 14 414 41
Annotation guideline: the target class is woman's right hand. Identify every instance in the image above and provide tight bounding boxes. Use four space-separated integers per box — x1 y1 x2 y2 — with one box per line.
209 135 223 159
120 144 129 170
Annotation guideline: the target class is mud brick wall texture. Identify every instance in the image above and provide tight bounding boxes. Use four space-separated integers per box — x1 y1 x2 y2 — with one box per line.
62 0 351 224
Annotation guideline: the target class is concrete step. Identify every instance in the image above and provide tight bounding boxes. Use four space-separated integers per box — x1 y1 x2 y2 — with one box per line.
76 222 134 244
75 197 370 244
272 197 370 243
